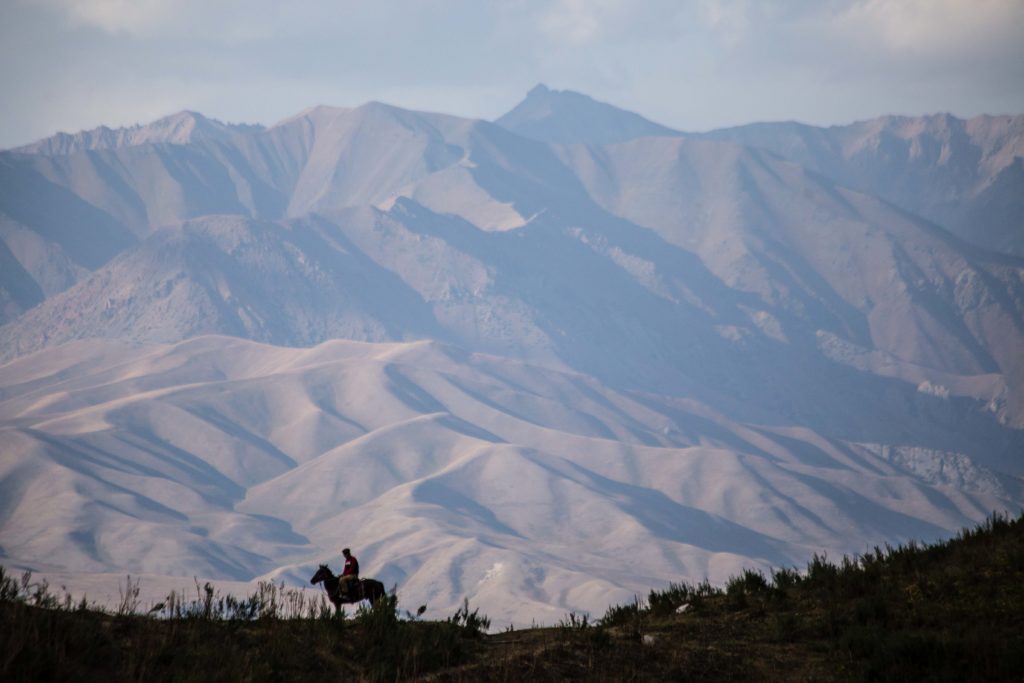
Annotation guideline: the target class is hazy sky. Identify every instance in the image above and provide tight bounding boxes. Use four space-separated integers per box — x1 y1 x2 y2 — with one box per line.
2 0 1022 148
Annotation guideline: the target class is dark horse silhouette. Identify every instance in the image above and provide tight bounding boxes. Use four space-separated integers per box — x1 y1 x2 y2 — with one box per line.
310 564 385 611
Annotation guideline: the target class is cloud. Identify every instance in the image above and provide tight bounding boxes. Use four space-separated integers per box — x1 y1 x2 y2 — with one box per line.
538 0 626 45
695 0 756 45
533 0 698 47
32 0 373 42
35 0 182 35
832 0 1024 56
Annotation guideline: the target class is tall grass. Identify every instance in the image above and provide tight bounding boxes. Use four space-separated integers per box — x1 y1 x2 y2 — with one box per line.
595 511 1024 681
0 567 497 682
3 512 1021 681
0 568 337 621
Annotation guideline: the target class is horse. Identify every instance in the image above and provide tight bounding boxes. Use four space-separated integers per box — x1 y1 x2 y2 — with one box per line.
310 564 386 611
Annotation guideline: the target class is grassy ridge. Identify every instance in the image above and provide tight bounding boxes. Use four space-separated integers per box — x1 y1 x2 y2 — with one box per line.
3 513 1022 681
584 512 1024 681
0 575 490 682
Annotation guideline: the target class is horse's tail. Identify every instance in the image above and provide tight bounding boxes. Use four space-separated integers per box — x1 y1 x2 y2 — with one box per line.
363 579 386 605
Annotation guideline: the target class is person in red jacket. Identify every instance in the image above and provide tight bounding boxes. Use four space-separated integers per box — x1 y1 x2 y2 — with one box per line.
339 548 359 599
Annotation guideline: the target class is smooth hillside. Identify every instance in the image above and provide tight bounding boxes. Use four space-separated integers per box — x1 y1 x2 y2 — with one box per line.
1 336 1019 627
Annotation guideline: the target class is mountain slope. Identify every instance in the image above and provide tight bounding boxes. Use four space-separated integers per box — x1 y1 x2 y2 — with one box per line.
5 183 1021 475
0 213 444 357
496 84 682 145
701 114 1024 255
555 135 1024 428
3 105 1023 458
493 86 1023 255
0 101 591 242
11 111 263 156
0 154 138 323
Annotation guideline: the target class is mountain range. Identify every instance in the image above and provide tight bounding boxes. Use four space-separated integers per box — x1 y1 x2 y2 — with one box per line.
0 85 1022 626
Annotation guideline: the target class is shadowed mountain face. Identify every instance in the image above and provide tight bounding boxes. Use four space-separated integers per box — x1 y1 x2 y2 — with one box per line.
554 137 1024 424
0 89 1022 626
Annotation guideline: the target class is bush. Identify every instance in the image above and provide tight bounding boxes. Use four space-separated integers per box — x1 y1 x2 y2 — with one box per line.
0 567 18 603
600 595 643 627
648 581 696 616
558 611 590 630
725 569 769 609
447 598 490 636
805 552 840 589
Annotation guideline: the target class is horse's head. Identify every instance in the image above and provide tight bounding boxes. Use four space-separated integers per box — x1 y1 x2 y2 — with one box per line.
310 564 332 585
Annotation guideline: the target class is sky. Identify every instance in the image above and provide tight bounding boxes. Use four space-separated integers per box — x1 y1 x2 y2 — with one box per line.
1 0 1022 148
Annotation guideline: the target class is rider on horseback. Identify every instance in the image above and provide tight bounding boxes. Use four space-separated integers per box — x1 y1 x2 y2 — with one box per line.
338 548 359 600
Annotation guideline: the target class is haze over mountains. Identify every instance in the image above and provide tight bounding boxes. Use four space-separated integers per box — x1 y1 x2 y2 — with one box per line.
1 86 1022 626
504 85 1024 257
11 111 264 157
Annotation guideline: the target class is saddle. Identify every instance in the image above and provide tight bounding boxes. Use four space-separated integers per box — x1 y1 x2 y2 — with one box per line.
337 578 362 601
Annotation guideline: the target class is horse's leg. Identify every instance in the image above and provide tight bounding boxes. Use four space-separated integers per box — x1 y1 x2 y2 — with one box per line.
323 583 341 616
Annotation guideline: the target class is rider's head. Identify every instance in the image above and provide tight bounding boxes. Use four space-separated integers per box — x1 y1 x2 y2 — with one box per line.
342 548 351 557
